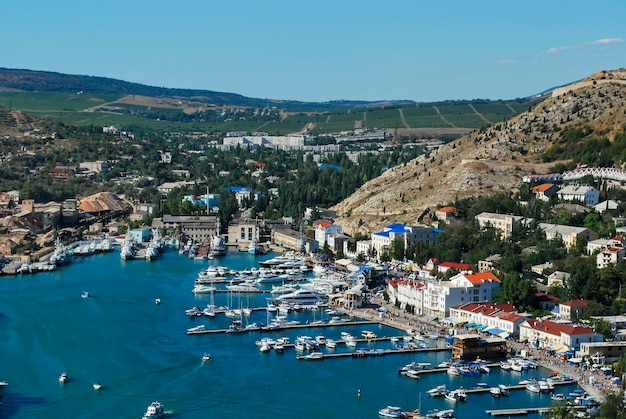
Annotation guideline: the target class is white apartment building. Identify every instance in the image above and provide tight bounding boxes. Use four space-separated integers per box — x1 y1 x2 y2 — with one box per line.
557 185 600 206
475 212 526 239
314 220 342 248
389 271 501 319
538 223 599 249
371 223 438 259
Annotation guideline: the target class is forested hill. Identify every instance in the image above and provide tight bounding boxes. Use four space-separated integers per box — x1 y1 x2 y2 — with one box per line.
333 69 626 234
0 67 413 111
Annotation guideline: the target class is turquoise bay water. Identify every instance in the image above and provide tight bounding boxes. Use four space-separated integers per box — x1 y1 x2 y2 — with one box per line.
0 249 580 418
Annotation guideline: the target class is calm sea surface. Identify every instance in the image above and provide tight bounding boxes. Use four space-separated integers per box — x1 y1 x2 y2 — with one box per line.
0 249 580 418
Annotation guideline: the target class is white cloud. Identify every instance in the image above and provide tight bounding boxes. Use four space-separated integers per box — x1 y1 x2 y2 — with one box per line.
543 38 624 55
498 59 517 65
591 38 623 45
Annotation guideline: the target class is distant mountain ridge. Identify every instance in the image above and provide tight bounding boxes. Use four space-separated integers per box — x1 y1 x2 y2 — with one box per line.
0 67 414 111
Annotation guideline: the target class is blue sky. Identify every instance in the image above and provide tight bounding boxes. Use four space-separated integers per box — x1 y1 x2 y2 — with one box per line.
1 0 624 103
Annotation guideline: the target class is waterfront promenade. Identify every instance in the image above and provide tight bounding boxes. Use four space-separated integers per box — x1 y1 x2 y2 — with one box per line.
342 298 618 404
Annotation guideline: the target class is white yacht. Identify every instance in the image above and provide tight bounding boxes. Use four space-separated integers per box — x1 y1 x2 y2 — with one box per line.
192 284 217 294
275 289 328 305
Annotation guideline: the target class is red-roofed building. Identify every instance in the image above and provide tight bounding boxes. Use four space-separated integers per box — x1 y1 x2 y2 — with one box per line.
449 302 527 337
519 319 602 350
559 299 592 321
435 206 458 225
531 183 558 201
313 220 342 248
437 261 474 274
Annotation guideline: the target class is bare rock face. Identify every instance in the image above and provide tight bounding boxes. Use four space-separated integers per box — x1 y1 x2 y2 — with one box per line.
333 69 626 234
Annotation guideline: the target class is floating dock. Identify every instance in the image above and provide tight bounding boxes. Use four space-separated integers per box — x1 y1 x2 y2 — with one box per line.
186 320 380 335
295 347 449 360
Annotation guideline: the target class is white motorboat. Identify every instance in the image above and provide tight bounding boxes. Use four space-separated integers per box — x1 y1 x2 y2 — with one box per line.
427 385 447 397
187 325 206 334
192 284 216 294
489 387 502 397
93 382 102 391
142 401 165 419
325 339 336 349
202 353 212 361
551 393 566 401
304 352 324 360
58 372 68 383
378 405 403 418
526 382 540 393
81 290 89 299
444 389 466 402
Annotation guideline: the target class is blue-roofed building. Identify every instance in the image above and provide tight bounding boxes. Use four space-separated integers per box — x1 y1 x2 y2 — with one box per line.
371 223 439 260
317 163 341 171
182 193 220 211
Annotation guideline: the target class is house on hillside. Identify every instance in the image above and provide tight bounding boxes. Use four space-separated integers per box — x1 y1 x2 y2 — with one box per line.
475 212 527 239
557 185 600 206
435 206 458 224
538 223 598 249
531 183 558 202
371 223 439 260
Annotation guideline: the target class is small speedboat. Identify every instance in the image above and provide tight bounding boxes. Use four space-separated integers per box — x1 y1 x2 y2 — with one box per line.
142 401 165 419
93 382 102 391
489 387 502 397
58 372 68 383
552 393 566 401
81 291 89 299
378 405 403 418
202 353 212 361
155 298 161 305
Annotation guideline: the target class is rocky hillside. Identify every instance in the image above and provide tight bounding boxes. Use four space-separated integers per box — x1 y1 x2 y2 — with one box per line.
332 69 626 235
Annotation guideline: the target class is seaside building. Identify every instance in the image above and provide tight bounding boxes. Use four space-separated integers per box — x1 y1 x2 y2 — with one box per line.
451 334 507 360
388 271 501 318
519 319 602 351
314 220 342 248
447 302 527 338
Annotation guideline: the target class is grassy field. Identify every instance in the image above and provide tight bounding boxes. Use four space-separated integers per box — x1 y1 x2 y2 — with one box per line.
0 91 542 135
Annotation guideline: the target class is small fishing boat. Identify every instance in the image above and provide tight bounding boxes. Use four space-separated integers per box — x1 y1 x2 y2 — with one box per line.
58 372 68 383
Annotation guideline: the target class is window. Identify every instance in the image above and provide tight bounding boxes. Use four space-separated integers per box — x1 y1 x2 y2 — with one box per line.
240 228 245 240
